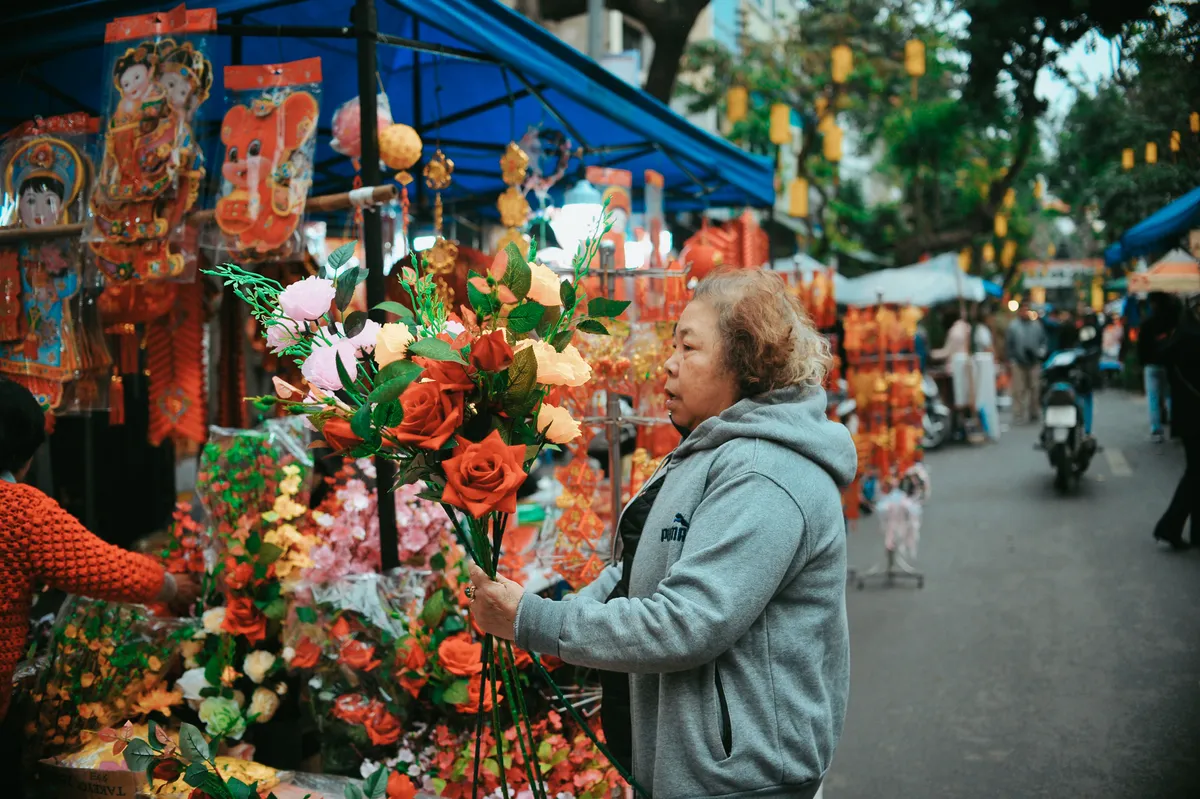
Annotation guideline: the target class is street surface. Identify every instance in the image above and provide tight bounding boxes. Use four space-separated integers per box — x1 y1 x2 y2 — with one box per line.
830 390 1200 798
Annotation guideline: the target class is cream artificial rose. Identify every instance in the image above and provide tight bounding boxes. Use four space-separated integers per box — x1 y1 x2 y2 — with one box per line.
527 262 563 307
243 650 277 684
374 322 415 369
514 340 592 387
202 607 227 635
536 403 582 443
180 640 204 670
249 687 280 723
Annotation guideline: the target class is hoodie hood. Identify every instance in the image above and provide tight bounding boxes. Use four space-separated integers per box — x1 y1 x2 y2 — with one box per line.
674 384 857 488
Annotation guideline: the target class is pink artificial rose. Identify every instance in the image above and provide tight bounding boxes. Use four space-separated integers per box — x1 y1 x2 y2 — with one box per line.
328 319 381 354
302 338 360 391
279 276 336 322
265 319 304 354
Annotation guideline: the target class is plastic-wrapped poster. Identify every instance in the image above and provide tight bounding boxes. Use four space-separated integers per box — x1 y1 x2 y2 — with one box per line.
643 169 665 269
0 113 111 412
215 57 322 263
585 165 632 270
87 4 216 282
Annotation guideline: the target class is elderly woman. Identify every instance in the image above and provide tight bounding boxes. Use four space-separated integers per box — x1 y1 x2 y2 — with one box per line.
469 269 856 799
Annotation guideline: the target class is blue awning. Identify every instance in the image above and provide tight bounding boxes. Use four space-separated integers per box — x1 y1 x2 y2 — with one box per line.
5 0 775 211
1105 184 1200 266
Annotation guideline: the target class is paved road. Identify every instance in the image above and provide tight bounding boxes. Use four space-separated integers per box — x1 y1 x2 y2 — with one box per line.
830 390 1200 799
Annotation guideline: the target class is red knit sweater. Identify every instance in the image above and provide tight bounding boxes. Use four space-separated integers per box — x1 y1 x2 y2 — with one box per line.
0 481 165 719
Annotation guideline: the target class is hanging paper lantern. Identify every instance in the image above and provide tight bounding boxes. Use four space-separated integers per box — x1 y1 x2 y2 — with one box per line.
831 44 853 84
769 103 792 145
681 240 723 282
958 248 971 273
788 177 809 218
727 86 749 125
1122 148 1135 170
379 123 423 171
1170 130 1182 152
982 242 995 263
1001 240 1017 268
815 95 829 122
1047 243 1056 259
1003 188 1016 209
994 213 1008 238
1033 178 1044 199
330 94 395 159
1191 112 1199 134
904 40 926 78
823 125 843 162
1145 141 1158 165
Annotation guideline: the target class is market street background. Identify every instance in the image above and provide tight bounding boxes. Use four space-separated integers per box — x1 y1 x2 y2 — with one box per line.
830 390 1200 798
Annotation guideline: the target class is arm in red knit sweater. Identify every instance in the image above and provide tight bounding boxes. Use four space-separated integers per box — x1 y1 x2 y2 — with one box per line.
18 485 165 604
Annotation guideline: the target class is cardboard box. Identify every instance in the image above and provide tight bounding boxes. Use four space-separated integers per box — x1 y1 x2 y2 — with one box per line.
37 762 145 799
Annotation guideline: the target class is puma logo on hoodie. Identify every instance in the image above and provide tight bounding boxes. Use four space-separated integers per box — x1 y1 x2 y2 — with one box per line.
660 513 690 543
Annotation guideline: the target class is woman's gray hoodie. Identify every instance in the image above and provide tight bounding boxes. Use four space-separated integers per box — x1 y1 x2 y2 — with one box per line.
516 385 856 798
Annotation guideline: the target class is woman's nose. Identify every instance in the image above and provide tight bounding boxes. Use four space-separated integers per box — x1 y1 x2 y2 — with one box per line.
665 351 679 376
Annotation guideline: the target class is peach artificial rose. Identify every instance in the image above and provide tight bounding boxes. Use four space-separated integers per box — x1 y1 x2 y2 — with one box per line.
374 322 415 369
526 262 563 307
535 403 581 444
514 340 592 387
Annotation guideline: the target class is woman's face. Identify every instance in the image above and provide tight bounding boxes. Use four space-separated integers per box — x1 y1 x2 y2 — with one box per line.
20 187 61 228
664 299 740 431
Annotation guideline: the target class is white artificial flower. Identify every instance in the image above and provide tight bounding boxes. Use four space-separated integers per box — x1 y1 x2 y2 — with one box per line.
176 667 211 701
202 607 227 634
243 650 277 684
282 646 296 663
359 760 381 780
249 687 280 723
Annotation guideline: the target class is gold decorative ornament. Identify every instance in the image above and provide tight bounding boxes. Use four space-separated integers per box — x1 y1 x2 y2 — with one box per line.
422 149 454 191
500 141 529 186
497 185 531 228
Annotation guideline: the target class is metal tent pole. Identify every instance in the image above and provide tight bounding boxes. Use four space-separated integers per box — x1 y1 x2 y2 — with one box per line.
356 0 400 572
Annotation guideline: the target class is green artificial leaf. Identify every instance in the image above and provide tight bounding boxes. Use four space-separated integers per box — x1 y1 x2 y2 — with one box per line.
204 655 223 689
367 360 424 404
482 758 500 777
501 242 532 301
364 767 388 799
258 542 284 564
421 589 448 628
551 329 574 352
559 279 576 309
335 353 361 403
442 614 466 634
261 597 287 621
351 402 374 442
506 345 538 401
527 236 539 263
372 400 404 428
467 279 499 317
536 304 561 337
506 302 545 334
296 606 317 624
577 319 609 336
409 337 466 364
537 740 553 761
524 444 542 465
122 739 156 774
179 723 209 764
184 761 210 786
373 301 415 324
334 267 363 312
326 241 358 274
429 552 446 571
344 786 366 799
587 296 631 318
228 777 256 799
442 679 470 705
199 686 220 699
147 719 165 753
376 358 423 385
343 311 369 338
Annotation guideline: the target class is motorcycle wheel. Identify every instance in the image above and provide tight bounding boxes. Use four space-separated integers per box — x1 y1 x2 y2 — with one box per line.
1053 459 1074 493
921 410 950 451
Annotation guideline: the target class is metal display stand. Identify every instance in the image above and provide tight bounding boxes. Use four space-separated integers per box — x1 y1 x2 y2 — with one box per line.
855 548 924 590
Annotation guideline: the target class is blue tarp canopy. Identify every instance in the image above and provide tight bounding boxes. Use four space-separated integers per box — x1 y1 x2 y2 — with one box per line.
4 0 774 212
1105 184 1200 266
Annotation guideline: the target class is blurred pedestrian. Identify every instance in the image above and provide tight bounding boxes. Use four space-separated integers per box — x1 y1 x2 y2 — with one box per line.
1006 304 1048 424
972 306 1000 440
1152 297 1200 550
1138 292 1178 443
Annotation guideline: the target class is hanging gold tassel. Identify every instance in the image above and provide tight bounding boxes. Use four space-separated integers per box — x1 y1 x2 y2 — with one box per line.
109 373 125 426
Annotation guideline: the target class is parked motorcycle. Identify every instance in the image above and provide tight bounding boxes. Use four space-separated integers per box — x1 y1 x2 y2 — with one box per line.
1040 319 1101 492
921 373 952 451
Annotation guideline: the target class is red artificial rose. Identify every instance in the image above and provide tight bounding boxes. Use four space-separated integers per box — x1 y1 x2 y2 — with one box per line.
416 357 476 392
188 791 216 799
330 616 352 640
509 646 533 670
437 633 483 678
321 417 363 452
224 561 254 591
338 639 382 672
440 431 528 517
469 330 514 373
289 637 321 669
152 759 183 782
388 381 463 450
363 701 402 746
331 693 371 726
221 597 268 645
387 771 419 799
455 674 500 714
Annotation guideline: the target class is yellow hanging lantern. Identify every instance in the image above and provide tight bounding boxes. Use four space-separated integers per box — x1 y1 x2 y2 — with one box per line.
1191 111 1200 134
1003 188 1016 209
832 44 853 84
379 123 423 172
994 213 1008 238
982 242 995 263
727 86 749 125
904 40 926 78
788 177 809 218
1048 243 1056 259
769 103 792 145
958 248 971 273
1033 178 1044 199
1171 131 1182 152
1145 141 1158 164
1091 277 1104 311
1001 240 1017 268
1122 148 1135 170
823 125 843 163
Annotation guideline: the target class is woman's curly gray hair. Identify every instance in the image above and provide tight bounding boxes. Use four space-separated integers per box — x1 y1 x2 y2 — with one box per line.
691 268 832 397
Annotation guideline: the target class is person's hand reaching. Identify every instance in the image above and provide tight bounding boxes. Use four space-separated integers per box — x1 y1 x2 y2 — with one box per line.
467 563 525 641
